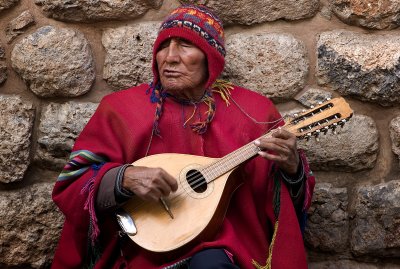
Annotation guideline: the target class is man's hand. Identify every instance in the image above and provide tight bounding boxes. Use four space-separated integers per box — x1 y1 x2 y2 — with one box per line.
122 166 178 202
254 128 300 175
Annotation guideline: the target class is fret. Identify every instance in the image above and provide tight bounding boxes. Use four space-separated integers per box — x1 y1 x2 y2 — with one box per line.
203 138 269 182
204 130 275 181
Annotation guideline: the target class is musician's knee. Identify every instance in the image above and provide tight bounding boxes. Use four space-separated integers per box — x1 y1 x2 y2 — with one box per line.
189 248 239 269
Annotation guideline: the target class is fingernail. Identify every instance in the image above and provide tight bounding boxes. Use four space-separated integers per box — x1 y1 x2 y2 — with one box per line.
254 140 260 145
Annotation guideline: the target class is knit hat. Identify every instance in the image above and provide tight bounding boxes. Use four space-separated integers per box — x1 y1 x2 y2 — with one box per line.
152 4 226 89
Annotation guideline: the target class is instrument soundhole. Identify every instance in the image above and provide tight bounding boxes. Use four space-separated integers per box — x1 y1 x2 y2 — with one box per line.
186 169 207 193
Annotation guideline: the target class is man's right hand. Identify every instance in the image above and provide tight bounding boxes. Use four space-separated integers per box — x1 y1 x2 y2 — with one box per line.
121 166 178 202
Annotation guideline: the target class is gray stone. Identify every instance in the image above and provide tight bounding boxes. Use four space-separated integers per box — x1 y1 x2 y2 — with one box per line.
179 0 319 25
0 95 35 183
295 88 333 108
11 26 95 98
0 183 63 268
224 33 309 102
34 0 162 22
0 43 5 59
317 30 400 106
351 180 400 257
36 101 98 170
6 10 35 44
0 0 19 13
305 183 349 252
0 43 5 85
298 114 378 172
0 62 6 85
320 1 333 20
102 23 159 90
390 116 400 164
330 0 400 29
310 260 400 269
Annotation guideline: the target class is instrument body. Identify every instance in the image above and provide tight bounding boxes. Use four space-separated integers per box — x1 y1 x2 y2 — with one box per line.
124 153 242 252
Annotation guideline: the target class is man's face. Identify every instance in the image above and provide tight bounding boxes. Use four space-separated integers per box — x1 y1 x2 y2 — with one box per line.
156 38 208 99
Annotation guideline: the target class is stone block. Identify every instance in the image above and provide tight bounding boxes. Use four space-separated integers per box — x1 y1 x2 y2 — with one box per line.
180 0 319 25
310 260 400 269
5 10 35 43
34 0 162 22
36 101 98 170
0 95 35 183
351 180 400 257
0 43 6 85
295 88 333 108
305 183 349 252
390 116 400 164
0 43 5 59
0 183 63 268
330 0 400 29
0 62 6 85
224 32 309 102
102 23 159 90
0 0 19 13
11 26 95 98
317 30 400 106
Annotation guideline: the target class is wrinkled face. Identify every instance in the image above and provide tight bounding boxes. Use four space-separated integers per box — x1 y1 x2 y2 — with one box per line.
156 38 208 99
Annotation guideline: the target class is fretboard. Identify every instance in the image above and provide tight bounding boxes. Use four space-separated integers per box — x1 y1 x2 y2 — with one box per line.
201 132 274 182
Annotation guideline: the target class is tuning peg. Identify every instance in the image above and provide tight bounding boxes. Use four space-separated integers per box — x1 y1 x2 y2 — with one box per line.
318 101 323 105
326 97 331 101
322 126 329 135
305 133 312 141
339 119 346 128
331 123 338 134
314 130 321 141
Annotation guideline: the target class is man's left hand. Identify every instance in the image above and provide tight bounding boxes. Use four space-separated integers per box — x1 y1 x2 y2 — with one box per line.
254 128 300 175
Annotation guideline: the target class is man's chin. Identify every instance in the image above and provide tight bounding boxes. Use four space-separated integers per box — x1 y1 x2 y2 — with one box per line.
161 81 184 92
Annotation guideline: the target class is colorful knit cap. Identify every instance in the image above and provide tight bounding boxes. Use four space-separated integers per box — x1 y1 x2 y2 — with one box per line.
152 4 225 89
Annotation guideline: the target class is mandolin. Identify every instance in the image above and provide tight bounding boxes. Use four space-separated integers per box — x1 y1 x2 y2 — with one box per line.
117 97 353 252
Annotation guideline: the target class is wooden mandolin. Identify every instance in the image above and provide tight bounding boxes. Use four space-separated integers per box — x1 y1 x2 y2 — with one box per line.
117 97 353 252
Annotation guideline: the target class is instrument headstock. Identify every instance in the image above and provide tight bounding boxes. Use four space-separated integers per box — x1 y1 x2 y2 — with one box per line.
284 97 353 140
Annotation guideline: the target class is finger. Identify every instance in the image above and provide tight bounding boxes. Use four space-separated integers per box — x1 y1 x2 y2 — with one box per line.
258 150 294 170
148 168 178 196
272 128 295 139
258 150 283 162
160 170 178 192
255 138 290 154
156 181 172 197
139 185 162 202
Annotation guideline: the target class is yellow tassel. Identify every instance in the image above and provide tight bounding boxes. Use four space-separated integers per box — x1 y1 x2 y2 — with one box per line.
211 79 234 106
183 103 198 127
203 95 213 115
252 221 279 269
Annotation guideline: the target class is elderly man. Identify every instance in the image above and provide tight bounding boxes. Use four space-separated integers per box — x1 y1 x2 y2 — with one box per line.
52 4 315 269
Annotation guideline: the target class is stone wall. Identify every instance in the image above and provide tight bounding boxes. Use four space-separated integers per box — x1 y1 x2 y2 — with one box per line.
1 0 400 268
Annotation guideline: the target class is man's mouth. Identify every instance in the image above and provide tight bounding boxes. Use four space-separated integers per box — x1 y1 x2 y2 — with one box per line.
163 69 181 77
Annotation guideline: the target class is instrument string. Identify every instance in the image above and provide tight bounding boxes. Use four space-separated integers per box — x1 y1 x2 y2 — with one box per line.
128 117 285 213
128 141 260 212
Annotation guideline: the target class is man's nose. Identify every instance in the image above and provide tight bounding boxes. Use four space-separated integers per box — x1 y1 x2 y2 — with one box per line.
165 41 180 63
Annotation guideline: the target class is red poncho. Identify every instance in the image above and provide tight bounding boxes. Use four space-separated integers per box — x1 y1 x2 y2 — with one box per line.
52 83 315 269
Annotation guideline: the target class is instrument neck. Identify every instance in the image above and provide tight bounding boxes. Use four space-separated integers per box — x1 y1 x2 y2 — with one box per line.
201 132 275 182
